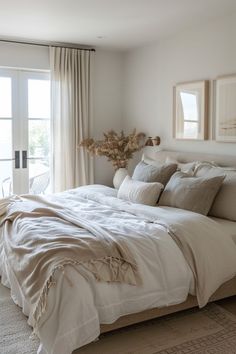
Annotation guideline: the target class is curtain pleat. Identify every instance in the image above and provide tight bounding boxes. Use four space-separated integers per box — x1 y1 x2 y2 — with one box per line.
50 47 94 192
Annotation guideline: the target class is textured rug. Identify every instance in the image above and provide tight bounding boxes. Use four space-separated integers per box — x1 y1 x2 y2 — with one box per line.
78 303 236 354
1 295 236 354
0 298 39 354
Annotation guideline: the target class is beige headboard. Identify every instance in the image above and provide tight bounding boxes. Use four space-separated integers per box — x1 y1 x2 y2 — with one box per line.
142 148 236 168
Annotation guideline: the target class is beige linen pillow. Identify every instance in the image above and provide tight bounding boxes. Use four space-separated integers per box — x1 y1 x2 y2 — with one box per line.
159 171 225 215
118 176 164 206
194 163 236 221
132 161 177 186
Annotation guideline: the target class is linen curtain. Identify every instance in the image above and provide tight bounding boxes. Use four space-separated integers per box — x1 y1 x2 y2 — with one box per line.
50 47 94 192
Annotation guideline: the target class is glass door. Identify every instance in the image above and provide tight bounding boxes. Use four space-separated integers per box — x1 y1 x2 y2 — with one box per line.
21 72 51 195
0 69 51 197
0 69 20 197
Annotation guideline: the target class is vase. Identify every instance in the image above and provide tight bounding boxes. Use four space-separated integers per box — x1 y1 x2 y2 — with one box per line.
113 168 128 189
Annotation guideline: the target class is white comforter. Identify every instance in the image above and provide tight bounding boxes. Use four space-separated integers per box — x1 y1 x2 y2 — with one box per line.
0 185 234 354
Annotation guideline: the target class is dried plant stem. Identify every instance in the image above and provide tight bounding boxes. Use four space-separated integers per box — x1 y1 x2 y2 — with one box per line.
79 130 145 170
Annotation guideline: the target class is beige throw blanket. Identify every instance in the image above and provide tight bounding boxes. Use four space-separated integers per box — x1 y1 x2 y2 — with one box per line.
0 195 141 331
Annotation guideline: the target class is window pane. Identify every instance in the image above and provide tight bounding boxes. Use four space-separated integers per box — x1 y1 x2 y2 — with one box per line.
28 79 50 118
29 160 50 195
29 120 50 161
184 121 198 139
0 120 12 159
0 161 12 198
28 119 50 194
180 92 198 121
0 77 12 118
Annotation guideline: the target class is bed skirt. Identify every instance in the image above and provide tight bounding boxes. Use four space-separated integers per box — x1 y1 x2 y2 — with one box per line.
101 276 236 333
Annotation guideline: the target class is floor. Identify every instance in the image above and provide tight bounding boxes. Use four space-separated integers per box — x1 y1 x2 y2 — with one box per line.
216 294 236 315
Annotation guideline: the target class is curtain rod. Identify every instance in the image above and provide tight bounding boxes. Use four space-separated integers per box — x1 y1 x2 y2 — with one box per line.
0 38 96 51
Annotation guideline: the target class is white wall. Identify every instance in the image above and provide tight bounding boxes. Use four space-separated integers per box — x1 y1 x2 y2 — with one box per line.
123 12 236 169
0 42 124 185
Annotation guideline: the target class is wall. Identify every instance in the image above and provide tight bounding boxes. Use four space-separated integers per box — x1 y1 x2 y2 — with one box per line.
0 42 124 185
123 12 236 170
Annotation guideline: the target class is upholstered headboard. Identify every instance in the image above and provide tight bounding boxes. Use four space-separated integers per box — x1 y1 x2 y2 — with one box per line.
142 148 236 168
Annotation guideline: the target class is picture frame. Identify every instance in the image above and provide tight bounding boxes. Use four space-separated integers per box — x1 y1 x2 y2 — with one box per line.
215 74 236 142
173 80 209 140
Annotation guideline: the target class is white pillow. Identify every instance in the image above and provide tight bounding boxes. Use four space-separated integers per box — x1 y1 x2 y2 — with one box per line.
118 176 164 206
166 157 196 174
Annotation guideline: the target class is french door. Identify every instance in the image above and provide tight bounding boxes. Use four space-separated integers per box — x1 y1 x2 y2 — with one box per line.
0 68 51 198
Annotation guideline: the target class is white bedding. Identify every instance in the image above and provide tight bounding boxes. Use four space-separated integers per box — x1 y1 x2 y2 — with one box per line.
210 217 236 243
0 184 235 354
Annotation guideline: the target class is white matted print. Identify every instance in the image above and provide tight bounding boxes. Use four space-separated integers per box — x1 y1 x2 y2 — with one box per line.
216 75 236 142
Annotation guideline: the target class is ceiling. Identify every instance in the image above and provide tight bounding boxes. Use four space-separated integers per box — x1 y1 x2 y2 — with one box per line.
0 0 236 50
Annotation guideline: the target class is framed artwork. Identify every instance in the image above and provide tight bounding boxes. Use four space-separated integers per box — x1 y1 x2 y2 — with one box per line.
173 80 209 140
215 74 236 142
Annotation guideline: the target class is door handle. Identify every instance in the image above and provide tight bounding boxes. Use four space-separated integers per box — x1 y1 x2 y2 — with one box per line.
22 150 27 169
15 151 20 169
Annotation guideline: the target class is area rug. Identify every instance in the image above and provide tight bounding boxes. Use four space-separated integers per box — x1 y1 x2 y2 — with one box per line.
0 297 39 354
78 303 236 354
1 295 236 354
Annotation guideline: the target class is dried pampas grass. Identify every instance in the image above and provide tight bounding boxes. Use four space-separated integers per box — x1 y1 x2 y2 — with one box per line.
80 130 145 170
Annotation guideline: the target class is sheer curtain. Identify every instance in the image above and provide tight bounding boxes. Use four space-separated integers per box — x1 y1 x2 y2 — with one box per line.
50 47 94 192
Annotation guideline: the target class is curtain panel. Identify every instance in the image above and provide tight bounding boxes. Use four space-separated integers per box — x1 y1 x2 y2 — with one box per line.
50 47 94 192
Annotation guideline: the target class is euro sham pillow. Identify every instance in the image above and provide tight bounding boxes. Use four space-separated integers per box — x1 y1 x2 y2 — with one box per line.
118 176 164 206
194 163 236 221
132 161 177 186
159 171 225 215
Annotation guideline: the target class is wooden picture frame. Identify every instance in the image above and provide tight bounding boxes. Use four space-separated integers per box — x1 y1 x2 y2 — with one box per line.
173 80 209 140
215 74 236 142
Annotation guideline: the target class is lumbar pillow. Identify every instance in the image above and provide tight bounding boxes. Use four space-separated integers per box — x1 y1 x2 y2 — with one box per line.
118 176 164 206
194 163 236 221
132 161 177 186
159 171 225 215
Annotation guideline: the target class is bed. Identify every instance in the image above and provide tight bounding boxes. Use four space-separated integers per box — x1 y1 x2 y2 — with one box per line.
0 150 236 354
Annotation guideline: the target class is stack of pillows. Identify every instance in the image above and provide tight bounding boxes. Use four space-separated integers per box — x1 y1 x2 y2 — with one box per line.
117 157 236 221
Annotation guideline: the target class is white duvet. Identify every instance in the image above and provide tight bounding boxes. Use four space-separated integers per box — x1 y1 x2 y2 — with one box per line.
0 184 234 354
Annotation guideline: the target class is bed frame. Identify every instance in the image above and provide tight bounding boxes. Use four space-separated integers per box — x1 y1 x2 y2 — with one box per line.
101 149 236 334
